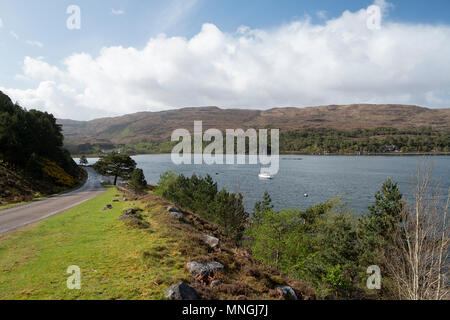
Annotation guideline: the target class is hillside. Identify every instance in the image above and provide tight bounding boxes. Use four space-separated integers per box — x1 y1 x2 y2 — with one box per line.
0 91 83 205
59 104 450 154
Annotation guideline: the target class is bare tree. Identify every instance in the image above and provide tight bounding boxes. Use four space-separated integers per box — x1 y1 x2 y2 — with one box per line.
386 164 449 300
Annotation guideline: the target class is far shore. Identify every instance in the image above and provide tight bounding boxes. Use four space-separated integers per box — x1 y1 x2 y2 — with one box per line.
72 151 450 158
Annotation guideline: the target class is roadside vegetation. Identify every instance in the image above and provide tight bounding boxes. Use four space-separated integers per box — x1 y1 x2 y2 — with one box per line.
0 186 314 300
1 160 446 300
0 188 187 299
154 166 449 300
0 91 82 206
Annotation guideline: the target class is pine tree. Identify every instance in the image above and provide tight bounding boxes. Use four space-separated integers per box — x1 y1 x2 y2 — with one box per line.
79 155 88 166
358 177 404 267
252 191 273 225
93 153 136 185
128 168 147 192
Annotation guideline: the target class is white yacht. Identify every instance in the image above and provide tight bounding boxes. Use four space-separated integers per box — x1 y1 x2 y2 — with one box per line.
258 172 274 179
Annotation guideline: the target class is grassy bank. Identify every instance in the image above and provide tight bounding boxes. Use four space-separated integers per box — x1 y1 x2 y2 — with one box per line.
0 187 187 300
0 186 315 300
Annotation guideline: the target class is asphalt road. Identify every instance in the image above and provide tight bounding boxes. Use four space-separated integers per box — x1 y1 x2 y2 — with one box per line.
0 167 106 236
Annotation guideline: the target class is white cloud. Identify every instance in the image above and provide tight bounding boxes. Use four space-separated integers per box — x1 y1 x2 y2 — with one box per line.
10 31 19 39
21 56 63 80
26 40 44 48
111 8 125 15
2 1 450 120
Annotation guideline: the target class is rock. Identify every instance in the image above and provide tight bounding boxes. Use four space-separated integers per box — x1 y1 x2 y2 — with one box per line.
167 206 180 213
201 235 220 250
123 197 129 201
103 204 113 211
121 209 142 220
119 214 133 221
133 213 143 219
165 282 198 300
276 286 298 300
210 280 221 288
186 261 224 278
113 199 120 202
167 211 184 220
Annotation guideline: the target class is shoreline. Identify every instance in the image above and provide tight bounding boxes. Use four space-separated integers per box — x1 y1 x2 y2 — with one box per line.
72 151 450 158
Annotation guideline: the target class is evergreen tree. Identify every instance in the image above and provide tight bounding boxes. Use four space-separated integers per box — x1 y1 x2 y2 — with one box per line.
252 191 273 225
93 153 136 185
128 168 147 192
79 155 88 166
212 190 248 244
358 178 404 267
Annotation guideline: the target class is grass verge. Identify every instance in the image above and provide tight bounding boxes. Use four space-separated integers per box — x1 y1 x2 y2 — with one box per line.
0 187 187 300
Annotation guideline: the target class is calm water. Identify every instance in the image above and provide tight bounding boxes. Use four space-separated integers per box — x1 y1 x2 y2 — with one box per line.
77 155 450 214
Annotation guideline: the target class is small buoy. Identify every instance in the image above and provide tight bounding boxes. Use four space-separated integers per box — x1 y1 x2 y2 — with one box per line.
304 194 309 198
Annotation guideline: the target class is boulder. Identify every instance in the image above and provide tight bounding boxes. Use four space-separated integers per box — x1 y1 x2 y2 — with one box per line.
167 211 184 220
123 197 129 201
119 214 133 221
167 206 180 213
201 235 220 250
113 199 120 202
165 282 198 300
102 204 113 211
186 261 224 278
121 209 142 220
276 286 298 300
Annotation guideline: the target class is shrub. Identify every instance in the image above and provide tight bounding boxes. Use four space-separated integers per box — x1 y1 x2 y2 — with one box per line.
156 171 248 243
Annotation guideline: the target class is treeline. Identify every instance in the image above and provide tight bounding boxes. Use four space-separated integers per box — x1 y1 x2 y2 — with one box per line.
280 127 450 153
155 171 448 300
69 127 449 156
0 91 80 187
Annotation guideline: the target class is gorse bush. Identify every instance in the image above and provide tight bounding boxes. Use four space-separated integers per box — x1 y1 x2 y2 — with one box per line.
156 171 248 243
41 159 78 187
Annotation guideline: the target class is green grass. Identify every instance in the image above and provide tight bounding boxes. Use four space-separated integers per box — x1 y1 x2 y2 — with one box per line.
0 187 188 300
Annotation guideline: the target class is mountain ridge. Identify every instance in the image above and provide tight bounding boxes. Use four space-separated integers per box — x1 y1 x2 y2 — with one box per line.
59 104 450 151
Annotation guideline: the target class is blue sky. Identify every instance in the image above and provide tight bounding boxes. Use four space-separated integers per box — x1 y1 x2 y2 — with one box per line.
1 0 450 119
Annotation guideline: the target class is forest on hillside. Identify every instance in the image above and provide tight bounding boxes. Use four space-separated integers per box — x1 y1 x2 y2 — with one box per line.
67 127 450 156
0 91 81 204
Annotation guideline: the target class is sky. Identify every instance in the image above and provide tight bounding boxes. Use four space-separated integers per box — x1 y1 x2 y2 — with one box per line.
0 0 450 120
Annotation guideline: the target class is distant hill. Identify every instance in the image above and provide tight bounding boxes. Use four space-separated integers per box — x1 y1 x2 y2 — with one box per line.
59 104 450 154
